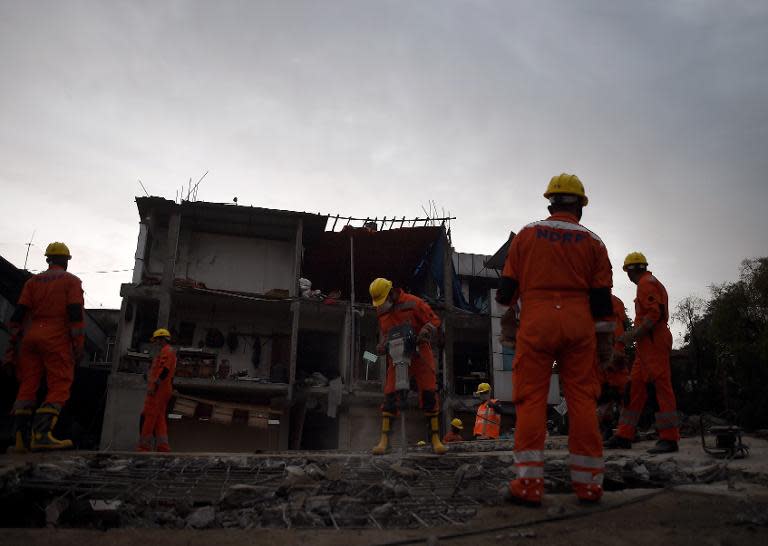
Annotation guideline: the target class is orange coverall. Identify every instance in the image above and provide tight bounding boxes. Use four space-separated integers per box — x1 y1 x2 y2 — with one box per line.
501 211 613 502
443 430 464 443
138 343 177 452
616 272 679 442
378 289 441 414
12 265 84 412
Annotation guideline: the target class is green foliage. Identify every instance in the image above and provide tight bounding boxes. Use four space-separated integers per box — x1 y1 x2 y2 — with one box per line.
674 258 768 429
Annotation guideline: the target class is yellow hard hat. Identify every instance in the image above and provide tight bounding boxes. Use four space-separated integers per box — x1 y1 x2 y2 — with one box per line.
151 328 171 340
623 252 648 271
369 277 393 307
450 418 463 429
417 440 427 446
44 242 71 258
543 173 588 206
474 382 491 395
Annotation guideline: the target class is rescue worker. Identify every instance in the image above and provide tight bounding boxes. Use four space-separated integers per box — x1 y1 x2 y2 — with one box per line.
369 278 446 455
443 418 465 443
4 242 84 452
473 382 513 439
605 253 679 454
137 328 177 452
596 295 630 439
496 173 614 506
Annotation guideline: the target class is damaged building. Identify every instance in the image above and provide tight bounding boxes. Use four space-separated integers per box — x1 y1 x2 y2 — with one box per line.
100 197 513 452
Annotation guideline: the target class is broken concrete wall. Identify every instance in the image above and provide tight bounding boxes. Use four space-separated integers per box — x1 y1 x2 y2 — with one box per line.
146 224 169 276
100 372 145 450
176 231 295 294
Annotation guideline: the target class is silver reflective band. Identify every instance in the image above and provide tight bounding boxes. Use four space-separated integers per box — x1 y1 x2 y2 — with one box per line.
595 321 615 333
523 219 605 245
517 466 545 478
571 470 604 485
569 454 604 469
514 450 544 463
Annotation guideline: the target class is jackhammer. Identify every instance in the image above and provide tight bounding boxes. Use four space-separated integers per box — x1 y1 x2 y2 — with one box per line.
386 324 417 456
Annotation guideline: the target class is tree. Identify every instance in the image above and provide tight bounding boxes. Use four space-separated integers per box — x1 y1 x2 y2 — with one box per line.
674 258 768 429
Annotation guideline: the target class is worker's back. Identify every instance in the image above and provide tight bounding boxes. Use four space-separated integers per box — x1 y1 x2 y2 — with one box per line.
18 265 83 339
504 212 612 298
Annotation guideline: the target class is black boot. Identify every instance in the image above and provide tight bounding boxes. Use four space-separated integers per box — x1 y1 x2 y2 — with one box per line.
647 440 678 454
8 409 33 454
31 403 73 451
604 435 632 449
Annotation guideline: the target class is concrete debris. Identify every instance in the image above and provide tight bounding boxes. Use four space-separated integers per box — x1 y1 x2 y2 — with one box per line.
305 495 333 515
547 504 567 517
283 465 311 486
734 503 768 527
496 530 536 540
390 463 421 479
220 484 274 508
89 500 122 511
6 439 761 532
153 510 178 525
185 505 216 529
45 498 69 526
333 496 368 525
304 463 326 480
371 502 395 521
325 462 343 481
32 460 87 481
631 463 651 481
454 463 484 483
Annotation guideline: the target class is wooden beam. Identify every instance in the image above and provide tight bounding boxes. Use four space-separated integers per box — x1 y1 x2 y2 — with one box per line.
442 228 454 310
288 300 301 401
291 219 303 298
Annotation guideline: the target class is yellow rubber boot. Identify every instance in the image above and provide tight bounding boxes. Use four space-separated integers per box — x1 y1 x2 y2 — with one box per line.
428 414 447 455
31 405 73 451
372 413 394 455
7 409 32 454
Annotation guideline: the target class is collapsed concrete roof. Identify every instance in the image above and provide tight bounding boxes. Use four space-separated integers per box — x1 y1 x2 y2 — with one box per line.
135 196 330 245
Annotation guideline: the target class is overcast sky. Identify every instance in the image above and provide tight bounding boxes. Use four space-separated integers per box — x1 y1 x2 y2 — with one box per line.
1 1 766 343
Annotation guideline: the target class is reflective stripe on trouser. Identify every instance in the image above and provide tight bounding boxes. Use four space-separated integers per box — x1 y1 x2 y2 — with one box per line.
512 299 602 492
12 400 36 412
617 363 680 441
618 409 640 427
514 450 544 479
569 453 604 487
655 411 680 430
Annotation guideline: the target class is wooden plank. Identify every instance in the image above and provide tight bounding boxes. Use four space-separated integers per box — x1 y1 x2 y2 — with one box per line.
288 300 301 401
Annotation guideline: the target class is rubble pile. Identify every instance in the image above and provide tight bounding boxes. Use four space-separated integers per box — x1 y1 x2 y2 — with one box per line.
0 452 740 530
